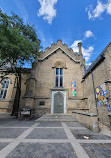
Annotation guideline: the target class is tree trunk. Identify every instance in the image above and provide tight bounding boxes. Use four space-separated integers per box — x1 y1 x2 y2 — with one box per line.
12 69 21 116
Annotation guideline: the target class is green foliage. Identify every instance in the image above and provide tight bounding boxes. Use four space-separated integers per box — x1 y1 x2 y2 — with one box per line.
0 9 41 68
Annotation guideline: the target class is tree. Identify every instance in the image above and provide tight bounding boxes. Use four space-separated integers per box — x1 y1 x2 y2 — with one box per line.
0 9 41 115
0 9 41 69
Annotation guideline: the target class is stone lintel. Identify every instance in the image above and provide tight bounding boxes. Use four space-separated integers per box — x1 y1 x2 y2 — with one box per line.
50 88 68 91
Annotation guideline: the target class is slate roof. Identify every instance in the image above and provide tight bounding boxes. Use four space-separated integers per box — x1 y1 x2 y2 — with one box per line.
83 41 111 79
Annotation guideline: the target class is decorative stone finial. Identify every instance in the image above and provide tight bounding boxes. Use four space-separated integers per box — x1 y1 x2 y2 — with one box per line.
45 47 49 52
51 43 55 47
57 39 62 44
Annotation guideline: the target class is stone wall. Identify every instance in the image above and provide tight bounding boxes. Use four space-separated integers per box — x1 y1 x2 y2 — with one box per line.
72 111 99 132
0 73 16 113
1 40 110 130
0 69 30 114
82 43 111 127
33 44 85 114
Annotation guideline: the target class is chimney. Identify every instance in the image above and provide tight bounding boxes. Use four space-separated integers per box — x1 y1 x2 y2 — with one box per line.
78 42 82 55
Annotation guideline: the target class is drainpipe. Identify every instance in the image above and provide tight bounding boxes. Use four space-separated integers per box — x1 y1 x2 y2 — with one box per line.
91 71 100 132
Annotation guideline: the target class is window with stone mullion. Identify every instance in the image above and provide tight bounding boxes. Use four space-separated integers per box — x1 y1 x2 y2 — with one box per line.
0 79 9 99
55 68 63 87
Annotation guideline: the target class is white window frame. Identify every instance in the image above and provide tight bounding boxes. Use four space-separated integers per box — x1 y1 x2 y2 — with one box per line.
55 68 63 87
0 78 10 99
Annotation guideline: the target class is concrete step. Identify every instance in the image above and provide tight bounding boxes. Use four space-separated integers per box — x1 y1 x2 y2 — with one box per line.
36 114 77 122
43 114 72 117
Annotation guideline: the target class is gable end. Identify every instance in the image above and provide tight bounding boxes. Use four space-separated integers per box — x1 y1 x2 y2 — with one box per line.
38 47 80 63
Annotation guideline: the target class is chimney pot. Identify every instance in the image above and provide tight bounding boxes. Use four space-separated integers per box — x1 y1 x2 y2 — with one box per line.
78 42 82 55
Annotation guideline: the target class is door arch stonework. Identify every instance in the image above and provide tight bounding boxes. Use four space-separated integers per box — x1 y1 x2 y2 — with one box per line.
51 91 66 114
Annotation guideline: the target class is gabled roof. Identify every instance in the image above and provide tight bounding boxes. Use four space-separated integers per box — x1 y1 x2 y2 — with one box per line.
38 47 80 63
83 41 111 79
37 40 81 63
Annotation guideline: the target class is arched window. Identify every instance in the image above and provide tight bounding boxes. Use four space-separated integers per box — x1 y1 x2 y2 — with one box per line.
0 78 10 99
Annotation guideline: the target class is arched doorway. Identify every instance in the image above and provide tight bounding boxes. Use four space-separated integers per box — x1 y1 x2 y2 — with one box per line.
51 91 66 114
54 92 64 113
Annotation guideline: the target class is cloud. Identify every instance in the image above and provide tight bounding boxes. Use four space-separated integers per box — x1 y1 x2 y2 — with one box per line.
37 28 53 50
106 0 111 15
70 30 94 62
71 40 82 52
86 0 111 20
13 0 28 23
37 0 58 24
86 63 92 66
84 30 94 38
37 29 49 48
71 40 94 62
82 46 94 62
85 62 92 70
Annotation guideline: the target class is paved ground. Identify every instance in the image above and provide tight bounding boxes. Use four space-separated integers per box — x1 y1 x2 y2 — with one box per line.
0 116 111 158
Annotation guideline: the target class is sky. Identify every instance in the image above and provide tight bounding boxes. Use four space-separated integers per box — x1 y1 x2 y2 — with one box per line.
0 0 111 66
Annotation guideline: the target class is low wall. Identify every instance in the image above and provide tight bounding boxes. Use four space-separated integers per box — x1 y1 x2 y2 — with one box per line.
72 111 99 132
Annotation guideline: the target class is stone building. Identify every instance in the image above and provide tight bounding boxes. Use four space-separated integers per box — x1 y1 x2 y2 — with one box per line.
0 68 30 114
81 41 111 129
0 40 111 131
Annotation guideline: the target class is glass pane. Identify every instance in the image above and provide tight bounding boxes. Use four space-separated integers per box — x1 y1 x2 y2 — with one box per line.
60 76 63 87
6 80 9 88
2 81 5 88
55 76 58 87
3 90 7 99
6 83 8 88
7 79 9 84
0 89 3 98
56 68 59 75
60 69 63 75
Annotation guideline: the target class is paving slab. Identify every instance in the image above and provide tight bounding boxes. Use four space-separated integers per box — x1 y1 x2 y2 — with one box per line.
4 121 35 127
26 128 68 139
0 143 9 151
66 122 85 127
37 121 62 127
0 116 111 158
6 143 78 158
81 143 111 158
71 129 111 140
0 119 18 127
0 128 27 138
36 114 77 122
0 121 12 126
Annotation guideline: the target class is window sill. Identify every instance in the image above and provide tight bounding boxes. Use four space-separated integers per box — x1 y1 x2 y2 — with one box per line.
54 87 64 88
51 88 68 91
0 98 6 100
0 99 9 102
